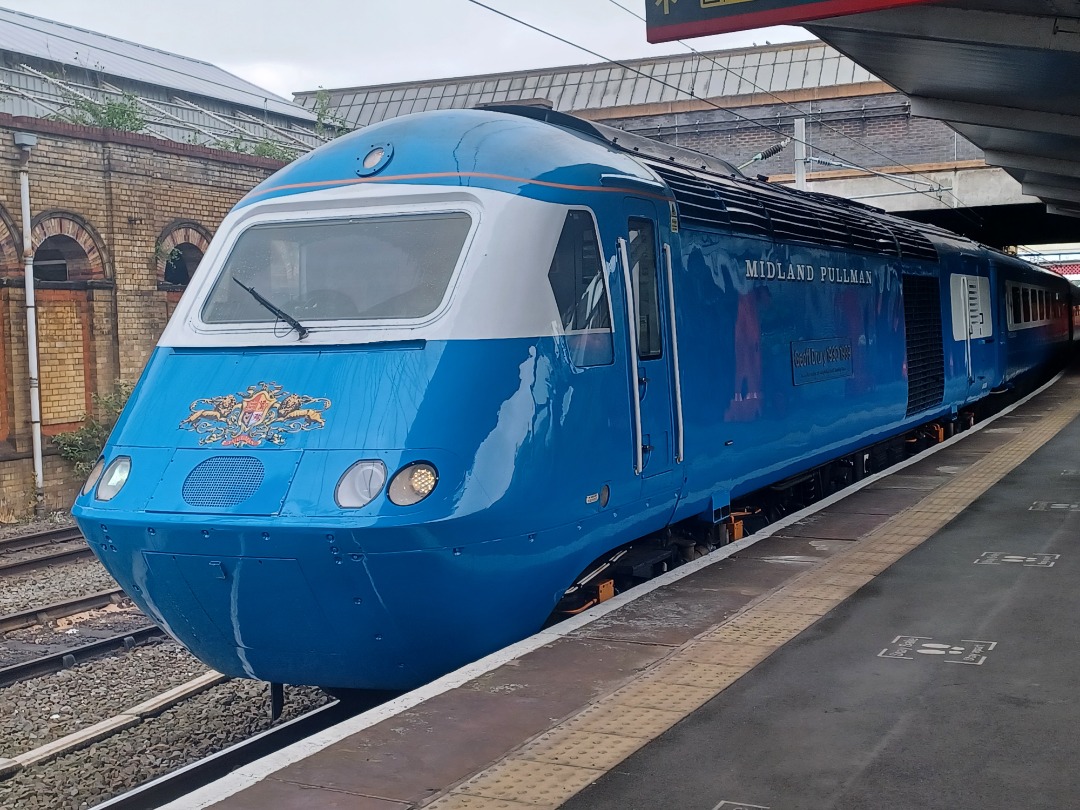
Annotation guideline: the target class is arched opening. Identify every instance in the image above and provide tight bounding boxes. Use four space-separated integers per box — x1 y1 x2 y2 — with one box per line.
164 242 204 285
34 234 90 282
30 215 107 284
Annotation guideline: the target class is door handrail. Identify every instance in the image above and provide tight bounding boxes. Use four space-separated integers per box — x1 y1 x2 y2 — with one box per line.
663 243 685 463
618 237 643 475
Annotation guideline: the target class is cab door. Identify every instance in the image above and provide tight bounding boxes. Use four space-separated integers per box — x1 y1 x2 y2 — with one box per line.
617 200 683 498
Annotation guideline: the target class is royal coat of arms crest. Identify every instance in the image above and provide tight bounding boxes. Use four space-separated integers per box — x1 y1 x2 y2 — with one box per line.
179 382 331 447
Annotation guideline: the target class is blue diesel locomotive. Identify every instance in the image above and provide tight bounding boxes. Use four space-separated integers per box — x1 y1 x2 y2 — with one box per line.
71 107 1073 690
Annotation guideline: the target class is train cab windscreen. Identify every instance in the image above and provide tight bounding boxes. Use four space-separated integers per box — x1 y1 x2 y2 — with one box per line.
201 212 472 324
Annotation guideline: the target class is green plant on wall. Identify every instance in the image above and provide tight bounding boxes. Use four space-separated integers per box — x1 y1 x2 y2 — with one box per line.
312 87 351 138
213 134 298 162
53 381 134 475
153 242 182 266
251 139 298 161
68 93 147 133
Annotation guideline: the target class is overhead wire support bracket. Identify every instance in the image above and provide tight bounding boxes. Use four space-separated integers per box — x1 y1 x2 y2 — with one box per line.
804 156 951 199
737 138 790 171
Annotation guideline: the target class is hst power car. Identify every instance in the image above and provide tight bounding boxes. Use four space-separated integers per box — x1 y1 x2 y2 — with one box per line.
72 107 1073 689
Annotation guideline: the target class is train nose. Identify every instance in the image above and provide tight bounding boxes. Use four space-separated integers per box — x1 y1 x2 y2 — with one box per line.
139 549 420 688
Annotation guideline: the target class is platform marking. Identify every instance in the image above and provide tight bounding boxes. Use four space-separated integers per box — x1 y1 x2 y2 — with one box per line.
1060 470 1080 477
711 802 771 810
879 636 997 665
975 552 1059 567
1028 502 1080 511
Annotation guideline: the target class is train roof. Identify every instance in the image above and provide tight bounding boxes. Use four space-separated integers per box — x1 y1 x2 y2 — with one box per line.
238 107 1062 279
239 107 668 210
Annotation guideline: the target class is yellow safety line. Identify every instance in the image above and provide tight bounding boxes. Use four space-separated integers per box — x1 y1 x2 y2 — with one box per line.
422 379 1080 810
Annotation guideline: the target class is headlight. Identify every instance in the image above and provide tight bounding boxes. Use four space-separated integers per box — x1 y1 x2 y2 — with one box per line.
388 462 438 506
81 457 105 496
335 460 387 508
95 457 131 502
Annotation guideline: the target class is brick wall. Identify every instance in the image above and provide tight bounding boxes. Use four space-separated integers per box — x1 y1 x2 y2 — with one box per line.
0 115 282 515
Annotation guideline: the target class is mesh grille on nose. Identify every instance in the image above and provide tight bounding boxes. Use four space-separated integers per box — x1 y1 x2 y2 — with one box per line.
182 456 265 508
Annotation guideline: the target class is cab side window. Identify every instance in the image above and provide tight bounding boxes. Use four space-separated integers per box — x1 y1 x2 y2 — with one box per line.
547 210 613 366
627 218 663 360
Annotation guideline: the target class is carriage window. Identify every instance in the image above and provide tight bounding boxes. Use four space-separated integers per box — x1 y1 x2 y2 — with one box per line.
201 212 472 325
1022 288 1031 322
1010 285 1022 326
547 210 613 366
627 218 662 360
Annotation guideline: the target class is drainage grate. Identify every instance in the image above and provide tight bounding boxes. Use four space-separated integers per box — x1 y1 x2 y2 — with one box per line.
182 456 265 508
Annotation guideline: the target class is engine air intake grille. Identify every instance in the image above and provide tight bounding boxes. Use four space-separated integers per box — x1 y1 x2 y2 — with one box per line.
651 165 939 263
902 274 945 417
183 456 265 508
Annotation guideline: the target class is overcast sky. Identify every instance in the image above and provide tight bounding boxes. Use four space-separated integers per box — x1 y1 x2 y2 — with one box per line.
4 0 808 98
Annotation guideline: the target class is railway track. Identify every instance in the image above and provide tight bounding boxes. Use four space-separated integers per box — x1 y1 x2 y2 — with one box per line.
0 525 93 575
0 587 126 633
0 624 165 687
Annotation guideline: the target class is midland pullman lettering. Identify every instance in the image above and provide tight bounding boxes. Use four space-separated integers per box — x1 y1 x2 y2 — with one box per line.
745 259 874 285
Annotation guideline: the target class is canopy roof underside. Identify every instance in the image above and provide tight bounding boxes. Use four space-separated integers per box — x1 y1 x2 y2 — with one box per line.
808 1 1080 220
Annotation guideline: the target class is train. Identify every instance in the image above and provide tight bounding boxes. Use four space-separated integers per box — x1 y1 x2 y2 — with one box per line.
71 106 1074 691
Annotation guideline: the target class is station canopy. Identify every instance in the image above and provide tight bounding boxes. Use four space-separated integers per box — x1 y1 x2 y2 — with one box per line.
649 0 1080 221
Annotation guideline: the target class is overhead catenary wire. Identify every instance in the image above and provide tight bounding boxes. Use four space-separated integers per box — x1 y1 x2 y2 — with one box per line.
602 0 974 215
463 0 982 224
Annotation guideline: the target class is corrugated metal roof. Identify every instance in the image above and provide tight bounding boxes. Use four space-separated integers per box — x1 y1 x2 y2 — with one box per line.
0 7 315 121
296 41 879 128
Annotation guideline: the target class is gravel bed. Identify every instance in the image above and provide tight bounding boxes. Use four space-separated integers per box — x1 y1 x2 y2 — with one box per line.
0 603 151 668
0 638 208 758
0 560 119 616
0 680 332 810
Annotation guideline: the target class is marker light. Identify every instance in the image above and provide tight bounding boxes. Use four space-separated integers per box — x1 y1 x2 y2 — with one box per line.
95 457 131 502
335 460 387 508
388 462 438 506
81 457 105 496
362 147 385 169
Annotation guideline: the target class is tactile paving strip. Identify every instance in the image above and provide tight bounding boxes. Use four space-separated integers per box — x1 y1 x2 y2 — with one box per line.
636 660 747 690
680 640 773 667
752 595 842 616
517 730 648 770
608 680 718 714
427 379 1080 809
454 759 601 806
424 795 543 810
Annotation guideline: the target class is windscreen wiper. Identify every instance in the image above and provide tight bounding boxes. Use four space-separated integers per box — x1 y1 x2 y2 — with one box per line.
232 277 309 340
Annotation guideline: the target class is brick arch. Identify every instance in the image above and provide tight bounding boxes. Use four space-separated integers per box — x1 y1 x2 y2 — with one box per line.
156 221 212 286
31 213 108 281
0 205 22 277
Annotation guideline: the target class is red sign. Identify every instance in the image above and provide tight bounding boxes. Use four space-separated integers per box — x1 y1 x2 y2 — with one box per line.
647 0 935 43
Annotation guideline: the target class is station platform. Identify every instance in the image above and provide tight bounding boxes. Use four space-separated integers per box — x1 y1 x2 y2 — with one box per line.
174 367 1080 810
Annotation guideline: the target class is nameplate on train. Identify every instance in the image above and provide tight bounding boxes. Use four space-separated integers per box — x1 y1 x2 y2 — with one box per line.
791 338 852 385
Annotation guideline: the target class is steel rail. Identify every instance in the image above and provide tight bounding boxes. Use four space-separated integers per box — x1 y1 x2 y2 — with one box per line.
0 624 164 688
0 588 127 633
0 544 94 576
0 525 84 554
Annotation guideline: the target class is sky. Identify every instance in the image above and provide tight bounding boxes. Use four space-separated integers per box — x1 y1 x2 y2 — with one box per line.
2 0 809 99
